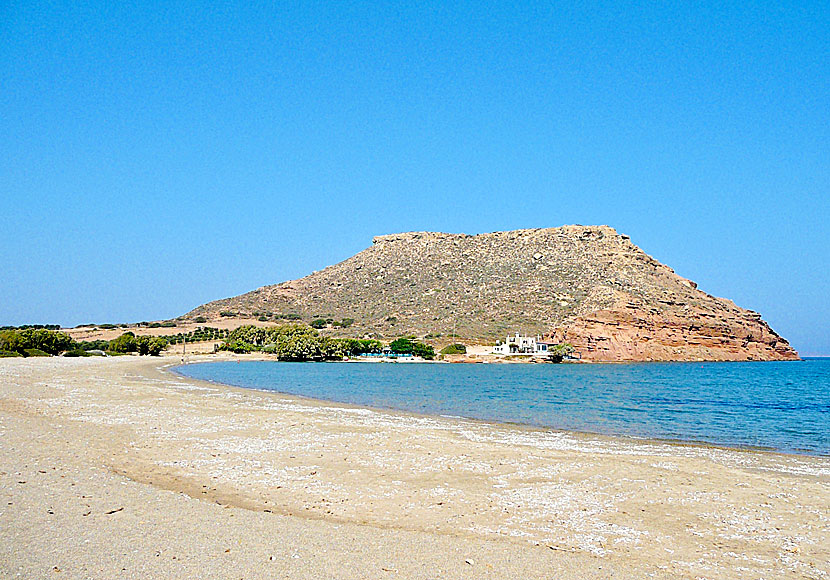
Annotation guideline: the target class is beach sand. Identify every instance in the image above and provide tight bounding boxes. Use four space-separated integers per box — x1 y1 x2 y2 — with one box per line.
1 356 827 579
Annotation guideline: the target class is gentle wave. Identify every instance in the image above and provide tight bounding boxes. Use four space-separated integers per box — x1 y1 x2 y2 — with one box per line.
176 358 830 456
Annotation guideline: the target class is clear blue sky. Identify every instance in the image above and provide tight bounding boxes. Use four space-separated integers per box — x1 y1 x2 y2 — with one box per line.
2 1 828 354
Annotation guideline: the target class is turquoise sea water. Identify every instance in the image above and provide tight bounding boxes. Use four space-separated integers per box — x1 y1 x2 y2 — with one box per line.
175 358 830 456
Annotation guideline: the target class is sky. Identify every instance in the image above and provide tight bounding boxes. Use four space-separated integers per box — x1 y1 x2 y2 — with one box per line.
1 1 828 354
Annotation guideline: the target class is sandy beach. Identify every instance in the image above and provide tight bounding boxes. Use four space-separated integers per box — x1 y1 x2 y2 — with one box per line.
1 356 827 579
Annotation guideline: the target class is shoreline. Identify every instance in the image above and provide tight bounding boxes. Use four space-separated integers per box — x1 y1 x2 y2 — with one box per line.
171 358 828 461
2 355 828 579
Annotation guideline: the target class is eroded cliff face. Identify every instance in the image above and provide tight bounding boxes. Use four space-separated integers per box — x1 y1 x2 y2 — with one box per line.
187 226 798 361
547 291 797 362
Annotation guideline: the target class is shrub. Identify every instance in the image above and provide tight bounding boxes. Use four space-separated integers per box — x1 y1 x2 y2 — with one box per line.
1 324 60 331
136 336 150 355
0 330 23 352
219 311 235 317
389 338 414 354
548 343 575 363
412 342 435 360
63 349 93 357
357 339 382 354
439 344 466 355
218 340 254 354
0 350 23 357
109 332 138 353
272 334 323 361
0 328 73 355
194 316 207 323
23 348 51 357
147 337 168 356
310 319 327 329
77 339 111 351
390 337 434 359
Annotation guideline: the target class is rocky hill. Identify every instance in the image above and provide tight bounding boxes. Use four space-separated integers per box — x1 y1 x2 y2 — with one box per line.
186 226 798 361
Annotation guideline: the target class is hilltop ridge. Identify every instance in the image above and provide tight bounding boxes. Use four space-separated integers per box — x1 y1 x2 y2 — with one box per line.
186 226 797 361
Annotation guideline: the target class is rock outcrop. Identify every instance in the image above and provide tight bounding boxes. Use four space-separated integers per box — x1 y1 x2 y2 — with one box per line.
186 226 798 361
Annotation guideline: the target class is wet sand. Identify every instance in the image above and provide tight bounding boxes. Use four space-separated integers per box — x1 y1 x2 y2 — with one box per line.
1 355 827 579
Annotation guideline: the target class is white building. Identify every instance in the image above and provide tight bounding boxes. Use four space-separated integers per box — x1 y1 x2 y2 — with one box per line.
493 333 557 356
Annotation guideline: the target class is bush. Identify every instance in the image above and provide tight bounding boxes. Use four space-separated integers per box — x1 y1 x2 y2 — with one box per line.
389 338 435 360
439 344 466 355
218 340 254 354
389 338 414 354
310 319 327 329
548 343 575 363
220 325 394 362
147 337 168 356
412 342 435 360
274 335 323 361
219 311 235 317
0 328 73 355
134 335 168 356
357 339 383 354
0 330 23 352
1 324 60 331
23 348 51 357
77 339 111 351
0 350 23 357
194 316 207 323
63 349 93 357
109 332 138 353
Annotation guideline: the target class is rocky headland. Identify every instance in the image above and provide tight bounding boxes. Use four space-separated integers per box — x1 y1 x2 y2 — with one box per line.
187 226 797 362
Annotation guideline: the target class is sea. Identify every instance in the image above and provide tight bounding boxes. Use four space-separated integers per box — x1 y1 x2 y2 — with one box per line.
175 358 830 457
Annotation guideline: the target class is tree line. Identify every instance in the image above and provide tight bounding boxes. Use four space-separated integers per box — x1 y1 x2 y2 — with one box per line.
0 328 168 357
218 325 435 361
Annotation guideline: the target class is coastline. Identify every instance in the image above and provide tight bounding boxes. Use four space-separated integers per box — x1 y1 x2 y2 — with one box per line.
1 355 828 579
172 358 826 459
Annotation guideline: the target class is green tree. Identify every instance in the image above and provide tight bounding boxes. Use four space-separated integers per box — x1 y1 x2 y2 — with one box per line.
412 342 435 360
548 343 575 363
0 328 74 355
147 337 168 356
389 338 414 354
0 330 24 353
109 332 138 353
318 337 345 360
275 334 322 361
357 339 382 354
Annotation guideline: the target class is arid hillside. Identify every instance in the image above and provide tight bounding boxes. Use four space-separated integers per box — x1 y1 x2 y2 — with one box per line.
186 226 797 361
